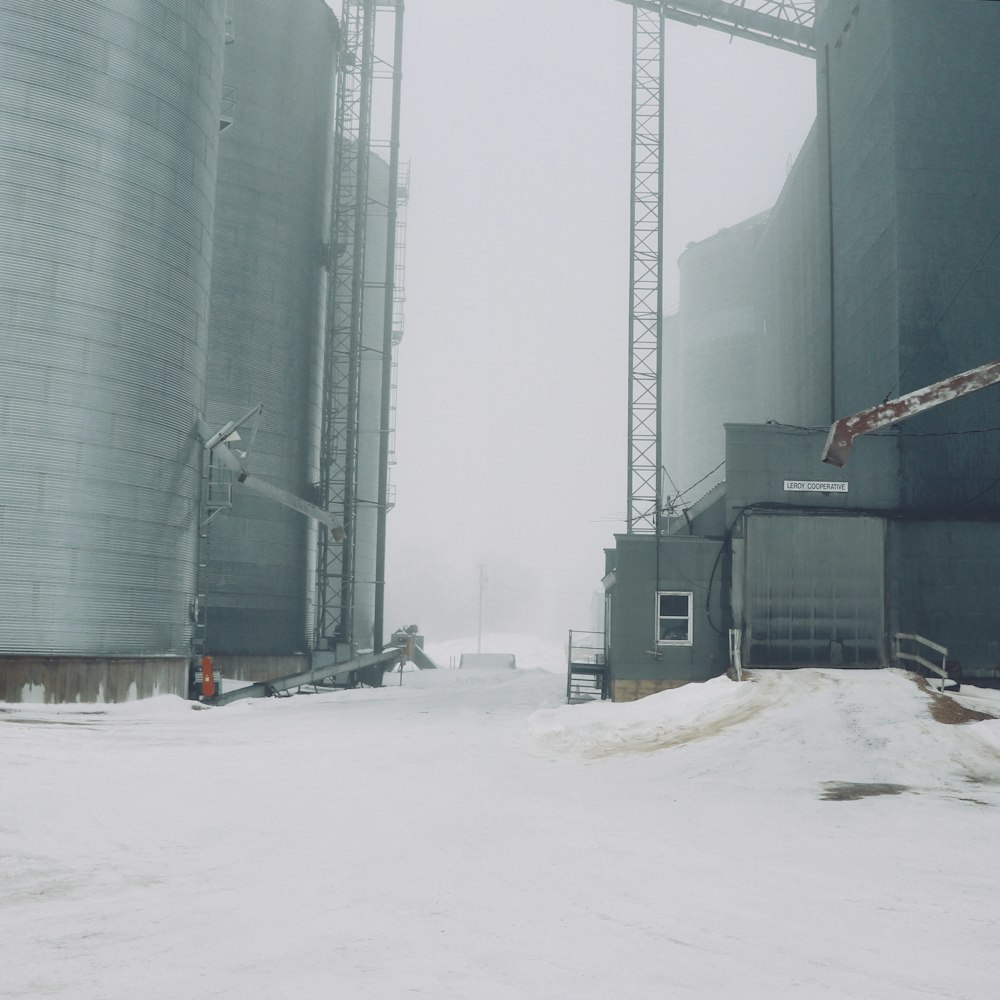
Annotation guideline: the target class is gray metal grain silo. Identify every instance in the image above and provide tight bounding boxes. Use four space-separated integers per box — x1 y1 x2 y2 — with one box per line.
202 0 338 662
0 0 228 701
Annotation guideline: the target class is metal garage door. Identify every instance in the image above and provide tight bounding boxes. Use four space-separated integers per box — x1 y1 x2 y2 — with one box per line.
743 514 886 667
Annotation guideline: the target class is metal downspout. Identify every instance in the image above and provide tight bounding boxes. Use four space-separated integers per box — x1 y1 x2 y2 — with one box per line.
373 1 405 652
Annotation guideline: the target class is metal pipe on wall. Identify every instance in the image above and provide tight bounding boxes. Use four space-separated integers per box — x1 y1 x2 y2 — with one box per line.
373 1 405 653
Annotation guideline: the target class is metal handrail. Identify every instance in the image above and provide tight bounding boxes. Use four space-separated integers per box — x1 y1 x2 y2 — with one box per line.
566 630 609 703
893 631 949 690
568 630 606 665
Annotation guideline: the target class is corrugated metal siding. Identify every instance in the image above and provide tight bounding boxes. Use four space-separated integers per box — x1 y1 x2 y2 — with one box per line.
0 0 226 655
743 514 886 667
203 0 337 654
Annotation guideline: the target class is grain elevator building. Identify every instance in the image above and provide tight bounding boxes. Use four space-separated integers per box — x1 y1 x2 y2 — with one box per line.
602 0 1000 699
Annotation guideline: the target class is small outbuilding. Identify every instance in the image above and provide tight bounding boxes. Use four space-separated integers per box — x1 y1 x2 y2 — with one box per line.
459 653 517 670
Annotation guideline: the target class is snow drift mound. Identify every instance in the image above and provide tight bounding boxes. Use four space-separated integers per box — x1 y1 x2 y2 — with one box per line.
527 672 772 757
527 669 1000 795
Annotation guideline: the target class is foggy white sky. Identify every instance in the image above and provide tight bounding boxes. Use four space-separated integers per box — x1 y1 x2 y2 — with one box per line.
335 1 817 645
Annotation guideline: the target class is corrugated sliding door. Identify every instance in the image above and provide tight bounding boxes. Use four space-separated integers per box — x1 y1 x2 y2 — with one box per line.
743 514 886 667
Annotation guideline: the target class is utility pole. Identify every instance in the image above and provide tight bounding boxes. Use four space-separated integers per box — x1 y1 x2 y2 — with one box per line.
477 564 485 653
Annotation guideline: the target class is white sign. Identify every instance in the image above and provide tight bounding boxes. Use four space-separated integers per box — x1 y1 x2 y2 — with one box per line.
783 480 849 493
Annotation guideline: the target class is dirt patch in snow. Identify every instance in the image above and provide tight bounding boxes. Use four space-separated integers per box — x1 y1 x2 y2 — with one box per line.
820 781 911 801
0 719 102 728
907 675 997 725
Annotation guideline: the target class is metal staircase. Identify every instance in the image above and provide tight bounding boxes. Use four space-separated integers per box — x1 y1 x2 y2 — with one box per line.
567 631 610 703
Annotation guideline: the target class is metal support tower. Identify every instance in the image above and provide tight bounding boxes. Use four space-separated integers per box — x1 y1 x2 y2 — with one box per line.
621 0 814 535
316 0 376 653
373 7 406 653
627 2 665 534
316 0 404 653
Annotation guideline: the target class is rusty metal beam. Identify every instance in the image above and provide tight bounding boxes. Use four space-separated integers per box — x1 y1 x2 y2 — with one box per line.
821 358 1000 467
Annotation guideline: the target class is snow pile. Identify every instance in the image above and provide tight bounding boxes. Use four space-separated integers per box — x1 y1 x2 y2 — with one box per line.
527 667 1000 798
527 672 768 757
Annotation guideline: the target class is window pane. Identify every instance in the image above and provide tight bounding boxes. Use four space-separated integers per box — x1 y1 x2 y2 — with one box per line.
659 618 689 641
659 594 689 617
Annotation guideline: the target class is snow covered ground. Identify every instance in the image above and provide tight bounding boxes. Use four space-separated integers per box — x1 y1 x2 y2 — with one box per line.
3 653 1000 999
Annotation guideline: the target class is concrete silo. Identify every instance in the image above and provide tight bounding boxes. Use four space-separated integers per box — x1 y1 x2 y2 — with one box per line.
201 0 338 666
668 215 769 500
0 0 228 702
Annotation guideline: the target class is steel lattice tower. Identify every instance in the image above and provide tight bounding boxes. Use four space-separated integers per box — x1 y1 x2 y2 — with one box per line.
626 3 665 535
317 0 405 653
622 0 815 534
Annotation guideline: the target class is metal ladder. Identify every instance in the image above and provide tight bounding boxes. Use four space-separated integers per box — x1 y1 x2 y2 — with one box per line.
192 451 233 656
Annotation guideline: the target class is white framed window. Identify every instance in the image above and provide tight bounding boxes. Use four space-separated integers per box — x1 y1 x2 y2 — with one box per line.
656 591 693 645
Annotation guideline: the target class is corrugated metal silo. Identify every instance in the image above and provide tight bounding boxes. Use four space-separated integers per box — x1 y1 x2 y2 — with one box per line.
0 0 227 700
202 0 338 657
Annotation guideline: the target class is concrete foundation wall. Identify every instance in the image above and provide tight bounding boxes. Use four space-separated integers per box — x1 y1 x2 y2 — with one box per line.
0 657 187 704
208 654 311 684
611 678 689 703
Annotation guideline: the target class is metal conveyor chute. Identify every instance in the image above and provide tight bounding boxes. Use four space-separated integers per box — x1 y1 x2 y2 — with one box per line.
209 646 408 705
